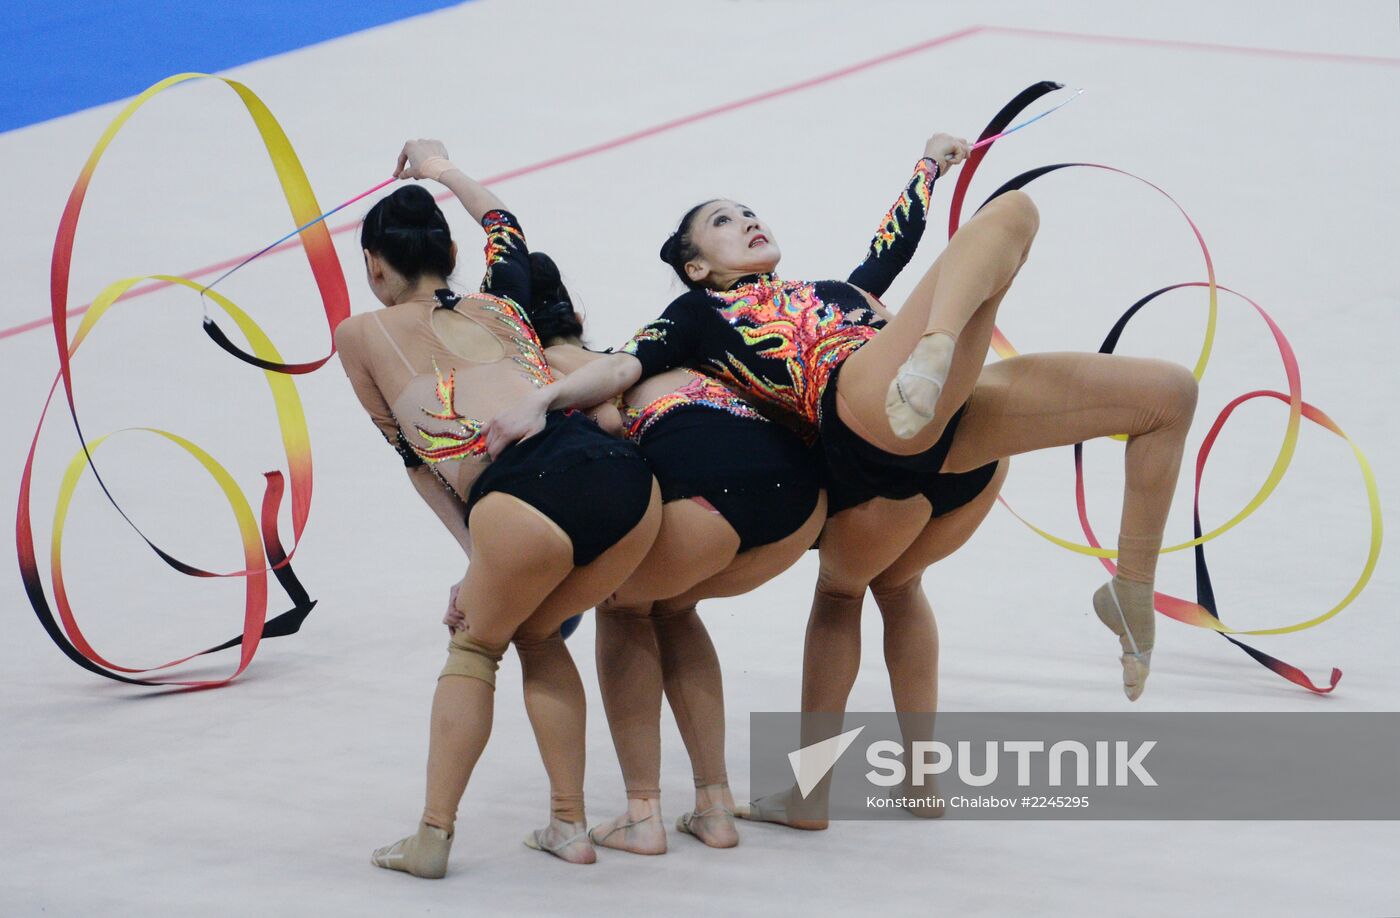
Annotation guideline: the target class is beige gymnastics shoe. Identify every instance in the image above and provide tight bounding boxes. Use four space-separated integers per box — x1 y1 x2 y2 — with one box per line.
372 822 453 879
884 331 957 439
1092 577 1156 701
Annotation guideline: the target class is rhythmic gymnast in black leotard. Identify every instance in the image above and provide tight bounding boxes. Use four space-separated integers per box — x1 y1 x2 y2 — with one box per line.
525 254 825 852
489 128 1197 726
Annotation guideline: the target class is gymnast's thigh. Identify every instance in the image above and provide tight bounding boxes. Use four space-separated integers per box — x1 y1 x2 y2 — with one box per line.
664 489 828 607
609 496 743 607
871 458 1008 590
817 494 934 594
458 492 576 647
522 479 665 636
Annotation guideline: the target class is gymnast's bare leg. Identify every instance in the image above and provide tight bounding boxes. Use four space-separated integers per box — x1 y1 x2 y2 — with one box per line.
590 491 826 852
375 487 660 874
739 464 1004 828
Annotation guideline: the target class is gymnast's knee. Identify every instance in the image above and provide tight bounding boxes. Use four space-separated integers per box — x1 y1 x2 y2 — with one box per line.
440 631 508 688
1147 360 1199 428
869 572 924 607
814 568 867 608
1165 362 1199 421
986 189 1040 242
597 599 653 621
650 595 699 618
511 629 568 658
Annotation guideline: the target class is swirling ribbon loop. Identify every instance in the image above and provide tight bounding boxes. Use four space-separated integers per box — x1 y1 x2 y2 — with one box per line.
946 83 1381 693
19 73 347 687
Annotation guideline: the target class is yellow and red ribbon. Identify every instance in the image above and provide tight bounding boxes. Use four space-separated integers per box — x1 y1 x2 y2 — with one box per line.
18 74 349 687
948 83 1381 693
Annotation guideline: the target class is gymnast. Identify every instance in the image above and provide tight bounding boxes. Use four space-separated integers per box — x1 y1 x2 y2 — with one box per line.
521 255 826 853
486 131 1198 729
337 140 661 877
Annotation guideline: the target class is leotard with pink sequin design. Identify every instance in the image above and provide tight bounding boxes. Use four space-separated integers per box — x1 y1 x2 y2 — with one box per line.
619 370 766 443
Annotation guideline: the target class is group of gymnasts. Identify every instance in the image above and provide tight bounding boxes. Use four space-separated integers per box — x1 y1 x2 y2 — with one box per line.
335 135 1198 878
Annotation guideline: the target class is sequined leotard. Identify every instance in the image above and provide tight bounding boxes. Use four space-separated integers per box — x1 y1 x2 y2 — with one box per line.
623 158 998 515
618 370 765 442
337 210 652 565
621 158 938 437
539 345 821 554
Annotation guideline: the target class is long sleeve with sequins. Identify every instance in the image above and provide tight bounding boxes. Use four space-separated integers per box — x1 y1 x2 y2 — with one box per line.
478 209 532 307
846 157 940 298
620 294 710 379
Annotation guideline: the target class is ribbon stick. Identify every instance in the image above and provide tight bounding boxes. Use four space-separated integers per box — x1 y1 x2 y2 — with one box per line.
968 86 1085 152
198 175 397 371
201 176 396 297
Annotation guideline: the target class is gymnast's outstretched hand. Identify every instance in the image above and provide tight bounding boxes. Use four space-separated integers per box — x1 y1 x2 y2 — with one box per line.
484 388 550 458
486 353 643 457
923 132 970 173
394 139 508 223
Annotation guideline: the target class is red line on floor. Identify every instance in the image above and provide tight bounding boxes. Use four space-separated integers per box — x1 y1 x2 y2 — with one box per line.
8 23 1395 343
3 26 984 343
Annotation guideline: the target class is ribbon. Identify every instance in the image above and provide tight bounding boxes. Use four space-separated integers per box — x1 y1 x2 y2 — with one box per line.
946 83 1381 692
19 73 344 687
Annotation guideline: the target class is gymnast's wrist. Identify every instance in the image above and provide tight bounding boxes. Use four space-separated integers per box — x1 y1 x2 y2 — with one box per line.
919 155 941 179
533 384 560 413
418 156 460 182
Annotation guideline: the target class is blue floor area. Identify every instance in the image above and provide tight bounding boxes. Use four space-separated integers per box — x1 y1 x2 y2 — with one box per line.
2 0 471 133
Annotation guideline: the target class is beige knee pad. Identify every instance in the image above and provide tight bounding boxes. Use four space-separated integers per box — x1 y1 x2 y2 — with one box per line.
440 631 507 687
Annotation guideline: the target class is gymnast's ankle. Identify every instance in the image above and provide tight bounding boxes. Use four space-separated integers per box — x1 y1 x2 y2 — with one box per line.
681 782 738 848
526 816 597 864
588 796 666 855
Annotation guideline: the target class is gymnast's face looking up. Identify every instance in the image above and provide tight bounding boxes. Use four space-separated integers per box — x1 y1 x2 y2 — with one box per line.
672 199 781 290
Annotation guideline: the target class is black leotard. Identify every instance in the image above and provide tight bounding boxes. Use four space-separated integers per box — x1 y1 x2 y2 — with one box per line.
621 158 940 438
621 158 998 516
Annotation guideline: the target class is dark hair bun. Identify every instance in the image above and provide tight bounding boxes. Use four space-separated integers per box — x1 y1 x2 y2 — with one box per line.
524 251 584 342
387 185 442 226
660 199 717 290
361 186 455 281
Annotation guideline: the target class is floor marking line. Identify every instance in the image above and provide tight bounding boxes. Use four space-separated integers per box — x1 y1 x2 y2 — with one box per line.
3 26 984 344
7 23 1394 344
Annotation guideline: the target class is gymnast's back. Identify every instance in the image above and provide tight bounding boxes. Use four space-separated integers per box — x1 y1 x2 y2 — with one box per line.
336 207 552 503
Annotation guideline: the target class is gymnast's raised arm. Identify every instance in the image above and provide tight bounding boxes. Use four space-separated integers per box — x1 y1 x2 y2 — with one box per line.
395 138 506 223
846 133 967 299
